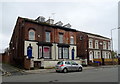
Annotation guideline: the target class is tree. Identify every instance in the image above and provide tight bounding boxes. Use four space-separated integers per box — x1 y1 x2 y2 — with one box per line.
111 51 117 58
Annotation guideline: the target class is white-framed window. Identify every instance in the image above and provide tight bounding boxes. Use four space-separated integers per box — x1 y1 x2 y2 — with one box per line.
103 51 109 59
102 51 105 58
70 36 74 44
29 29 35 40
95 40 99 49
106 52 108 58
108 42 111 50
59 33 63 43
108 52 111 58
46 32 51 42
89 39 93 48
94 51 101 59
94 51 97 58
103 41 107 49
63 48 69 58
89 51 93 61
58 47 62 59
98 52 101 58
43 46 51 58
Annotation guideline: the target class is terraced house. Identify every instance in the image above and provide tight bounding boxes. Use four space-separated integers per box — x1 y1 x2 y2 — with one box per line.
76 31 112 65
9 16 113 69
9 16 79 69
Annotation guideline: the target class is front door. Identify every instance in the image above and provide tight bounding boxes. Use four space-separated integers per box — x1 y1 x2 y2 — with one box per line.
27 44 32 58
72 48 75 60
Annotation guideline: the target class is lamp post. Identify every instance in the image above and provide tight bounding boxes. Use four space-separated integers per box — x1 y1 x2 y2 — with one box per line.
111 28 116 52
118 27 120 57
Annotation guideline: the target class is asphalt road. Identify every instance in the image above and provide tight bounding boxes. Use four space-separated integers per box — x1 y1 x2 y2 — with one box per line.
2 67 118 82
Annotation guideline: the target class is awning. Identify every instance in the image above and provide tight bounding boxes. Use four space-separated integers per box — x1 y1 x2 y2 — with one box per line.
57 43 70 47
37 42 53 46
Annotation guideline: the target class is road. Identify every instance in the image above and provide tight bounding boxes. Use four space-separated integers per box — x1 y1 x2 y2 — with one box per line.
2 67 118 82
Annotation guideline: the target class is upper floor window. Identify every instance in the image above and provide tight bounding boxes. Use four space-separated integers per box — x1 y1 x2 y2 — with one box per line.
46 32 50 42
95 40 99 49
108 42 111 50
70 36 74 44
89 39 93 48
29 29 35 40
59 33 63 43
103 41 107 49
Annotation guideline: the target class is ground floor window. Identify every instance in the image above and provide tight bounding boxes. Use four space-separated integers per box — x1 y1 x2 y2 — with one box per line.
89 51 93 61
43 46 51 58
108 52 111 58
94 51 101 59
63 48 69 58
58 47 69 59
38 46 51 59
102 51 111 59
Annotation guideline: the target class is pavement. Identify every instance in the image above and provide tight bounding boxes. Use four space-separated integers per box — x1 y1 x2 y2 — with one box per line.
0 63 26 76
0 63 119 77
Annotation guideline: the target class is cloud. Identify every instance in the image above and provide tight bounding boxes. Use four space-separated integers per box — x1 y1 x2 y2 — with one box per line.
1 0 119 53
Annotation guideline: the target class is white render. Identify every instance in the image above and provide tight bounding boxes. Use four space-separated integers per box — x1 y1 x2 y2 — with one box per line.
24 41 80 68
51 43 58 60
43 60 82 68
24 41 38 60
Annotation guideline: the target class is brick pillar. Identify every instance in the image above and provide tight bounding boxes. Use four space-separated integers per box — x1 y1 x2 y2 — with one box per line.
24 56 31 70
24 56 34 70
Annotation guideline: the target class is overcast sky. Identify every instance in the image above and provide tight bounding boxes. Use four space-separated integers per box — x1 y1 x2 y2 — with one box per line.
0 0 119 53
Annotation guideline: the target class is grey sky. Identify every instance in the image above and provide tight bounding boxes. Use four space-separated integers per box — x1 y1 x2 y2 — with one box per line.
0 0 119 53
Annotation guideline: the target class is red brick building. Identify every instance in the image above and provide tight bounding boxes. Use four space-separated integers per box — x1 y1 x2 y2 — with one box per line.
76 31 112 65
9 16 113 69
9 16 79 69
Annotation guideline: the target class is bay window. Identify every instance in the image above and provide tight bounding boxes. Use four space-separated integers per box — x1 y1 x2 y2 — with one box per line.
43 46 51 58
58 47 69 59
38 46 51 59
